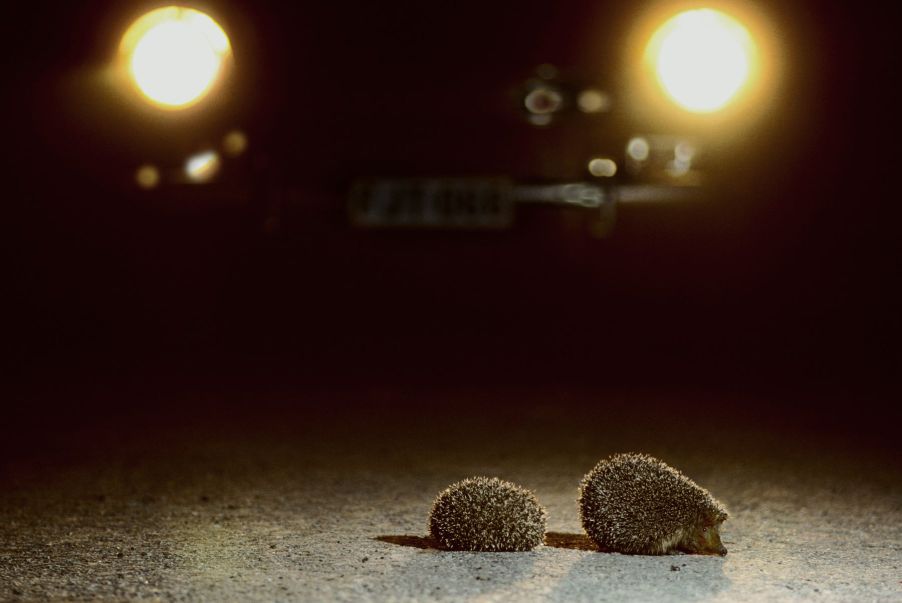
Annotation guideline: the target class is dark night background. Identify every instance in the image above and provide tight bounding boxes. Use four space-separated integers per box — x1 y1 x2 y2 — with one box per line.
3 0 899 445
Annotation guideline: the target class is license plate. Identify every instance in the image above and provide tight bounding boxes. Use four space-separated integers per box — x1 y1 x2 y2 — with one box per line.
349 179 514 229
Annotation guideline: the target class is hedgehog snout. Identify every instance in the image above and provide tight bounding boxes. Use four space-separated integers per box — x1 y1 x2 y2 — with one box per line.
692 522 728 556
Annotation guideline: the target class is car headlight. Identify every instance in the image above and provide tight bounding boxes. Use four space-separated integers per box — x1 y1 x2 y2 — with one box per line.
646 9 756 113
119 6 232 110
627 2 780 129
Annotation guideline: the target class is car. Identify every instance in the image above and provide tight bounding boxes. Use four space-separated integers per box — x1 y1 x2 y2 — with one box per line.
58 1 783 236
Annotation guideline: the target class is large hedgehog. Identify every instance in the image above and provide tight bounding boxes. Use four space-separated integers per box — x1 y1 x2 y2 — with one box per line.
579 453 728 555
429 477 546 551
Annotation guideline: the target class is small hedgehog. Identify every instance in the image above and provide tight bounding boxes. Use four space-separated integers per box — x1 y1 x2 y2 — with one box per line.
579 453 728 556
429 477 547 551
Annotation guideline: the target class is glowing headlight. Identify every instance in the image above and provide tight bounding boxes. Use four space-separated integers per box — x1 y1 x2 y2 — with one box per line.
647 9 756 114
120 7 232 110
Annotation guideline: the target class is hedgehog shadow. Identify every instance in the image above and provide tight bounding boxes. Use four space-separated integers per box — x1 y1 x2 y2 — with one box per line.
543 532 599 551
375 535 441 550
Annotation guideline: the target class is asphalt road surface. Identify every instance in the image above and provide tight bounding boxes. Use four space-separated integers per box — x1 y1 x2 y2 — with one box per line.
2 387 900 601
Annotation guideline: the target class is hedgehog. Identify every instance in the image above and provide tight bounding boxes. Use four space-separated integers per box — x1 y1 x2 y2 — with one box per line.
578 453 728 556
428 477 547 551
